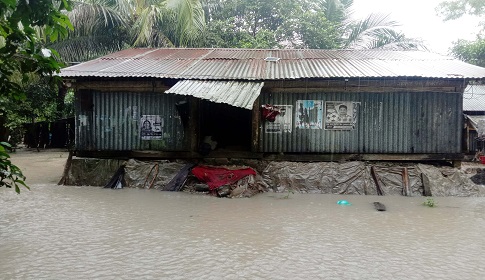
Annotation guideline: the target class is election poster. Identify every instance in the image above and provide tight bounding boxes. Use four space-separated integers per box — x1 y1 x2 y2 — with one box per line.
140 115 163 140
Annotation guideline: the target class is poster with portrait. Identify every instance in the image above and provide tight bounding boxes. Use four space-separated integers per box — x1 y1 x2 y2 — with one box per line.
295 100 323 129
324 101 357 130
140 115 163 140
265 105 293 133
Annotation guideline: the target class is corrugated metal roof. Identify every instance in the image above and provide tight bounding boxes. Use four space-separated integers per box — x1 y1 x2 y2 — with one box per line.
60 48 485 80
463 85 485 111
465 115 485 136
165 80 264 109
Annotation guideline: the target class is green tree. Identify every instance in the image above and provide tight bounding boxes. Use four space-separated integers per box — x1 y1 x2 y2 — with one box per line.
50 0 206 63
436 0 485 20
436 0 485 66
0 0 73 193
450 38 485 66
202 0 423 50
47 0 129 63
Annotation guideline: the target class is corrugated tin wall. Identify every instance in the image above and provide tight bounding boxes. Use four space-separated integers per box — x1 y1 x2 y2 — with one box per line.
76 91 186 151
260 91 462 154
468 130 477 153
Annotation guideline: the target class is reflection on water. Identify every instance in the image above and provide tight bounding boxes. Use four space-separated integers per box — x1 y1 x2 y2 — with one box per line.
1 185 485 279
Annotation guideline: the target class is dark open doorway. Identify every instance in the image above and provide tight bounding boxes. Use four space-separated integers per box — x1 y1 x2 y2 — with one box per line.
200 100 252 151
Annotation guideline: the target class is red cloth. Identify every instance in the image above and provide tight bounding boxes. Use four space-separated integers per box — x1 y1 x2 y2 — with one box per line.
261 104 281 122
191 166 256 190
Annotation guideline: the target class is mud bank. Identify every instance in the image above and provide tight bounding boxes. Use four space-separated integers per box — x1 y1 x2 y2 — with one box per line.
64 157 485 197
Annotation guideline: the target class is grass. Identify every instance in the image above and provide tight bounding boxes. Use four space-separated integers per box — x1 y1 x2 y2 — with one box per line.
422 197 437 207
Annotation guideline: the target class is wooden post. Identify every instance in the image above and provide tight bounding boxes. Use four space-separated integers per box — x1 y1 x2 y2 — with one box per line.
58 150 74 185
401 167 410 196
189 98 199 155
370 166 384 196
251 96 261 153
421 173 432 197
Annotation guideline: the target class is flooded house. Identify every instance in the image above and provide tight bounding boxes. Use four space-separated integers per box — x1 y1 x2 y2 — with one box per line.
60 48 485 163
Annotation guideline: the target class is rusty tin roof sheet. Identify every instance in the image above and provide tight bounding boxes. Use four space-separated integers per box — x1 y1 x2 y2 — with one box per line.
60 48 485 80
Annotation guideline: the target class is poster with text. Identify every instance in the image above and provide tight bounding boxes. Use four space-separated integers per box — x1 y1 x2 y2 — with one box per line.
140 115 163 140
265 105 293 133
295 100 323 129
324 101 357 130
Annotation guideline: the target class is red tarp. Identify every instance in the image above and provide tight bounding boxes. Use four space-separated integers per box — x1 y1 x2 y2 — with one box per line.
191 166 257 190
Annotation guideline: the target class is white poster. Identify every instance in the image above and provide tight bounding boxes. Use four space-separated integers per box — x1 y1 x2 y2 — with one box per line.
324 101 357 130
140 115 163 140
265 105 293 133
295 100 323 129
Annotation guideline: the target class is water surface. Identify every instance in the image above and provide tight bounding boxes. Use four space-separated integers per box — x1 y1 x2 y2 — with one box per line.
1 185 484 279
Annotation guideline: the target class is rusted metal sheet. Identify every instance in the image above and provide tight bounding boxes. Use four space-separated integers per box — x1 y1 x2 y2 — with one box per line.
60 48 485 80
259 90 462 154
165 80 264 109
76 91 187 151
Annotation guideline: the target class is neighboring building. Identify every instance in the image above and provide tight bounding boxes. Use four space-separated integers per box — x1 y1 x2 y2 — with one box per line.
463 84 485 155
60 48 485 162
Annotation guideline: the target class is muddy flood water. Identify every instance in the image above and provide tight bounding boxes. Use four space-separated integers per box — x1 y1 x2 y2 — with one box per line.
1 184 485 280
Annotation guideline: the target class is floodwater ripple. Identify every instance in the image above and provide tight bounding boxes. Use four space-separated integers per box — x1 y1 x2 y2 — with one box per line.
1 185 485 279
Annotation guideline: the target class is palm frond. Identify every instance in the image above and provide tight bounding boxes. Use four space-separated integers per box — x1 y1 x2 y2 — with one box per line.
49 35 128 63
68 1 128 37
364 30 428 50
132 5 172 47
344 13 399 49
166 0 205 46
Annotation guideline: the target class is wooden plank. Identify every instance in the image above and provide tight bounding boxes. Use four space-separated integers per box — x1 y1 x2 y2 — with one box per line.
75 150 464 162
58 150 74 185
263 78 465 89
402 167 410 196
265 87 460 94
422 173 432 196
370 166 384 196
74 80 169 93
251 96 260 153
361 153 464 161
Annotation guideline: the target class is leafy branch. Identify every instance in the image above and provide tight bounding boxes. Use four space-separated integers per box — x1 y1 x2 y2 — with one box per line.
0 142 28 194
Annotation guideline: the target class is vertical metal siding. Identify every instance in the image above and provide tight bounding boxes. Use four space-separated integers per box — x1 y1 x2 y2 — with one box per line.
260 91 462 154
77 91 186 151
75 90 94 151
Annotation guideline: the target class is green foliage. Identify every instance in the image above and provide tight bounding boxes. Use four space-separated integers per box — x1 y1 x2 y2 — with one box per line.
1 0 73 192
0 142 28 194
436 1 484 66
423 198 437 207
450 37 485 67
51 0 207 63
0 0 73 100
296 11 341 49
202 0 423 50
436 0 485 20
2 75 60 129
50 0 422 62
282 189 295 199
